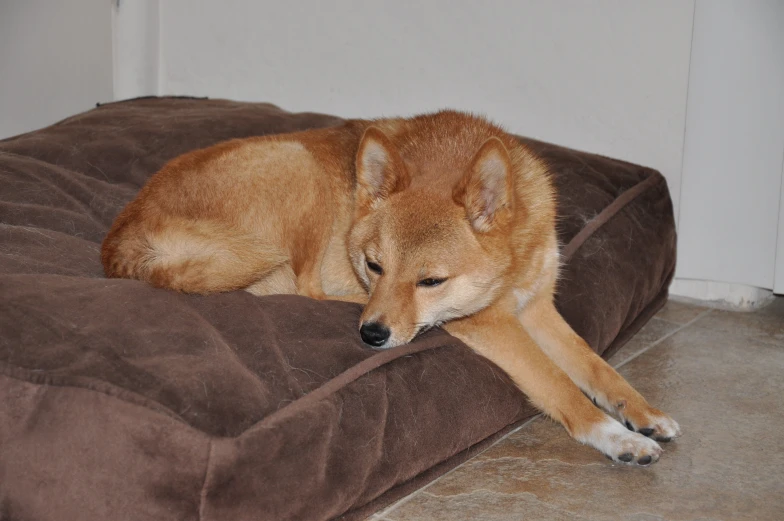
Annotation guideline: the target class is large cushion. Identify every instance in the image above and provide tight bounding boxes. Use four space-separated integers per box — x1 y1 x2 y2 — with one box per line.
0 98 676 521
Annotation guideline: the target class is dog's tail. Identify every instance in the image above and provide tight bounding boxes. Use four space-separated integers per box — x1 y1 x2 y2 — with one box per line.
101 215 288 294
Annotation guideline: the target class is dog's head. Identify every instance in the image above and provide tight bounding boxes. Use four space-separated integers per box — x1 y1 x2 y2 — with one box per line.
347 126 516 348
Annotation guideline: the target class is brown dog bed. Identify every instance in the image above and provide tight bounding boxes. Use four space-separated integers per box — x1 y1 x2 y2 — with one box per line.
0 98 676 521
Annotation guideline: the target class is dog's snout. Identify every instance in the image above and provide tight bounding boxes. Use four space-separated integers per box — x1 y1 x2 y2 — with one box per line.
360 321 391 347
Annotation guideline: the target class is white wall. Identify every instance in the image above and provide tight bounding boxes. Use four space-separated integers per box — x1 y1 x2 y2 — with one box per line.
0 0 113 139
112 0 159 100
17 0 780 304
151 0 694 220
675 0 784 295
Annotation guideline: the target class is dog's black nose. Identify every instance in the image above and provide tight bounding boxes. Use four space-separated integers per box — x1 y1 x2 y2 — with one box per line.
360 322 391 347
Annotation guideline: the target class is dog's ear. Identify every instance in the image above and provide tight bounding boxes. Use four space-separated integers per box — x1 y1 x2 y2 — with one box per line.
453 137 514 232
356 127 409 210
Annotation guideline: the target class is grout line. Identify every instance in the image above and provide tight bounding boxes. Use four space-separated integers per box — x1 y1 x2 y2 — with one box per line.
653 315 700 327
612 308 713 370
375 414 542 519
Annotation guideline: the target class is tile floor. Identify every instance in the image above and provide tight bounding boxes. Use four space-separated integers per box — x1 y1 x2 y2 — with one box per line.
368 298 784 521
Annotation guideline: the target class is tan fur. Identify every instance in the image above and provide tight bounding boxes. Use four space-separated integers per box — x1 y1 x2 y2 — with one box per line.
102 111 680 464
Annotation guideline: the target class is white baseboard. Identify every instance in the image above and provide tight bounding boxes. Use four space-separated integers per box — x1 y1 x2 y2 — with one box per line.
669 279 774 311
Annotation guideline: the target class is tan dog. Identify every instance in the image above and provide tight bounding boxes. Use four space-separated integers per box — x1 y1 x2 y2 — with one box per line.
102 111 680 465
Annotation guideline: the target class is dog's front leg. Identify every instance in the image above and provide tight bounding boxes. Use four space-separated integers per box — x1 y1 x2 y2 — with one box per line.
445 304 663 465
519 293 681 443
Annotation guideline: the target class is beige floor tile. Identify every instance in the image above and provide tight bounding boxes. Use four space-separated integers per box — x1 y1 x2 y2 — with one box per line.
691 297 784 347
606 317 681 367
384 320 784 521
654 299 710 325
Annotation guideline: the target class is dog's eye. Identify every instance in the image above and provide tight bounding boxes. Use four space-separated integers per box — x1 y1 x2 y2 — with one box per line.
366 260 383 275
417 277 446 288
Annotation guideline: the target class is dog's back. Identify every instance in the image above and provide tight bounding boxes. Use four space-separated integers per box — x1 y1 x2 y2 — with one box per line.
102 123 365 295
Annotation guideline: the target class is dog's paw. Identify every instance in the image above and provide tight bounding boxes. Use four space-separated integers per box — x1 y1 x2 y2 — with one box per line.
621 407 681 443
580 418 663 466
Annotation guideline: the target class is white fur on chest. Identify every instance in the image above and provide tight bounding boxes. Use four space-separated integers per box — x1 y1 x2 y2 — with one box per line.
513 288 535 313
513 246 560 313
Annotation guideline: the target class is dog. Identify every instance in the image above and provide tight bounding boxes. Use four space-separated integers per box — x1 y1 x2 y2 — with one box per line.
102 110 680 465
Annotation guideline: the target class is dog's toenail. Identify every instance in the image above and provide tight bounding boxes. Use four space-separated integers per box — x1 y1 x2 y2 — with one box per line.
638 427 655 437
637 455 652 465
618 453 634 462
657 436 672 443
625 420 634 431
